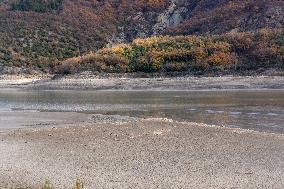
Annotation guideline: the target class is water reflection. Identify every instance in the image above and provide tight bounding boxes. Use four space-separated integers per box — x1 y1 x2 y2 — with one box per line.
0 89 283 133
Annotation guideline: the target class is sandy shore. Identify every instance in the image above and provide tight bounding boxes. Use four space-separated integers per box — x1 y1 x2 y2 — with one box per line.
0 75 284 90
0 115 284 188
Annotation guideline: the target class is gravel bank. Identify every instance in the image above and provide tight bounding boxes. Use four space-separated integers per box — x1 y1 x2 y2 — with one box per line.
0 117 283 188
0 111 92 130
0 75 284 90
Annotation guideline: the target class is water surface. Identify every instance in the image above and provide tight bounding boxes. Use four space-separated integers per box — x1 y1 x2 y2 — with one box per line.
0 89 283 133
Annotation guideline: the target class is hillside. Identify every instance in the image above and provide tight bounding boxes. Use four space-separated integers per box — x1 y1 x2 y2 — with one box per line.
0 0 283 74
56 29 284 75
165 0 284 35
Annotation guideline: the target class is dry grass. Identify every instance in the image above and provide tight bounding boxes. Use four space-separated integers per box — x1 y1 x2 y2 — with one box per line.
42 180 83 189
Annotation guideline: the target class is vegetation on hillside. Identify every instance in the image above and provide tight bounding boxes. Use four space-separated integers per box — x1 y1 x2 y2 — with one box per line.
0 0 283 74
166 0 284 35
11 0 63 12
0 0 169 73
57 29 284 74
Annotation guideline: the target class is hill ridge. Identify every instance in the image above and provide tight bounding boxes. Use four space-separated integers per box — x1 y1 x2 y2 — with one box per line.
0 0 283 74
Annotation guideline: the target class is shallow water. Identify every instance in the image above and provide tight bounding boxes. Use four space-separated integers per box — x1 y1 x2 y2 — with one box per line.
0 89 284 133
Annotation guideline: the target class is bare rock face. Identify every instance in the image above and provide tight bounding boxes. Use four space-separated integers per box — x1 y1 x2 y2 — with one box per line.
108 11 149 46
131 12 148 39
153 0 189 35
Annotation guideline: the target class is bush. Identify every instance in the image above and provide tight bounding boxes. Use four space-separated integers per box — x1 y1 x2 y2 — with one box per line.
56 61 80 74
54 29 284 74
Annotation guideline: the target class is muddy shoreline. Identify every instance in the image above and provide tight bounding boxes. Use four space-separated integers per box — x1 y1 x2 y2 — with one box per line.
0 75 284 90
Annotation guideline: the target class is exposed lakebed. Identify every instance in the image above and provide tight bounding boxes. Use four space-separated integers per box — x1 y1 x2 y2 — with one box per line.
0 89 283 133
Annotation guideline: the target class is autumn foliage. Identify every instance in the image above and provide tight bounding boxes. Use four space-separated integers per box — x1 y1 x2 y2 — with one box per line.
0 0 170 72
57 29 284 74
0 0 283 74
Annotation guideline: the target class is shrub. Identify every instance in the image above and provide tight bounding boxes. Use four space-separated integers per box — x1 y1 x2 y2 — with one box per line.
56 60 80 74
53 29 284 74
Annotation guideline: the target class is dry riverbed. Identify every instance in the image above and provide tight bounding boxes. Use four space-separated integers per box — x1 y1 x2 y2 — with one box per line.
0 115 284 188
